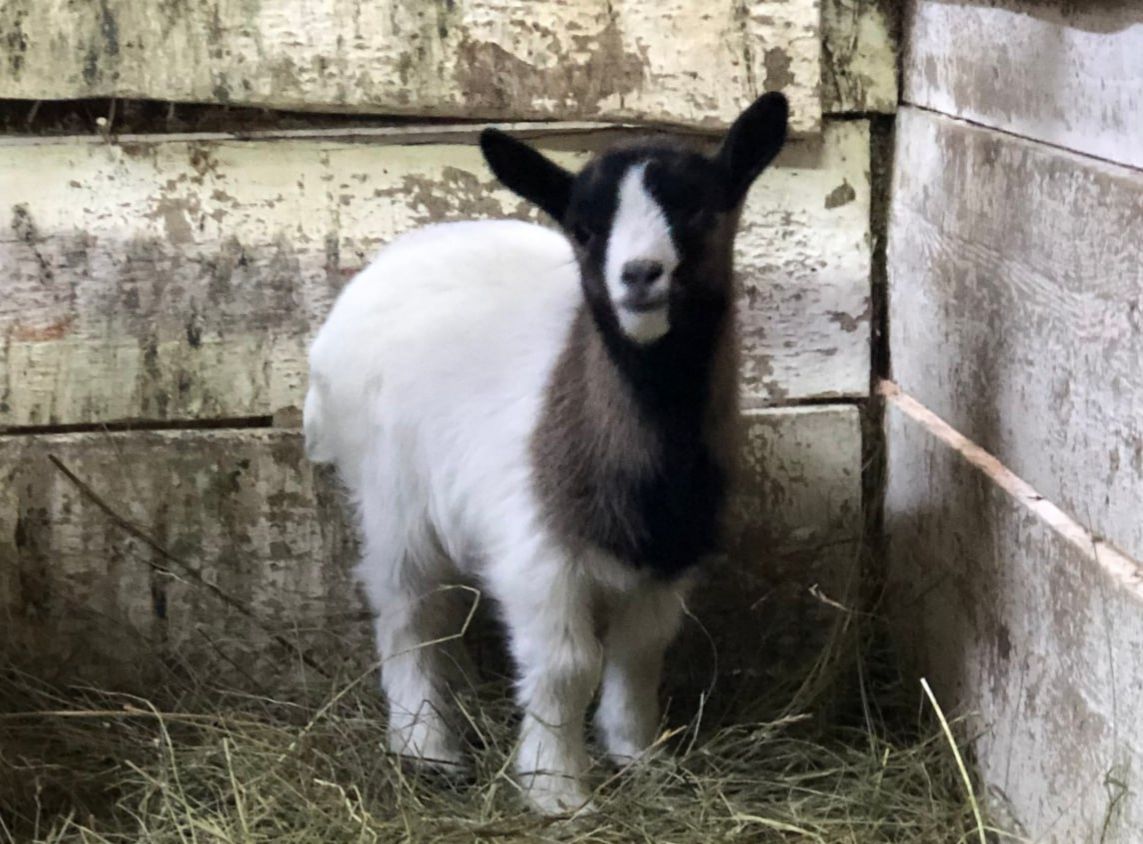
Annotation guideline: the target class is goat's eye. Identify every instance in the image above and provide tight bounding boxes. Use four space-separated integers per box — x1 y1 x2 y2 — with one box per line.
572 224 596 247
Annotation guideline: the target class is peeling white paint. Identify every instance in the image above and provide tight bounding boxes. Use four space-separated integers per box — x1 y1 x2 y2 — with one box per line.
0 0 823 133
1 122 871 427
823 0 898 114
0 406 862 688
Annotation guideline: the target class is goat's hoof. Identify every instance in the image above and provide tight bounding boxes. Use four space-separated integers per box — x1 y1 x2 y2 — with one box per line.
520 772 595 817
396 752 473 785
388 726 468 780
603 738 658 770
607 752 644 770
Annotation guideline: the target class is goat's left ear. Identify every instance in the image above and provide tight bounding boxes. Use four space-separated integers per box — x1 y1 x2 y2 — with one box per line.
715 92 789 209
480 129 575 223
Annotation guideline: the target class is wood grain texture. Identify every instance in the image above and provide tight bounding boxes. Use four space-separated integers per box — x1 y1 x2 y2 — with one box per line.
738 120 872 407
0 406 862 689
0 121 871 427
822 0 898 114
884 385 1143 843
888 106 1143 563
902 0 1143 169
0 0 821 133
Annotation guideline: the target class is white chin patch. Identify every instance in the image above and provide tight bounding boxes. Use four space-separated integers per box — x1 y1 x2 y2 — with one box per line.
618 306 670 344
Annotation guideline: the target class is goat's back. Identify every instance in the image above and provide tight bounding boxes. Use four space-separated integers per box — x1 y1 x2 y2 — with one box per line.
304 221 581 531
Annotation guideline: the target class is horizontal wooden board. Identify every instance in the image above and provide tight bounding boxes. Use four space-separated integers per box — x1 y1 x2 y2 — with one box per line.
888 106 1143 563
0 121 871 427
884 385 1143 842
0 406 863 690
0 0 822 133
902 0 1143 169
822 0 898 114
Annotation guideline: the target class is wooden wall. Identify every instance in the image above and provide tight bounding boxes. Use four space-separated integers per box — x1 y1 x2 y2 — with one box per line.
2 0 828 130
0 407 864 689
886 2 1143 840
0 2 896 691
883 385 1143 843
0 123 873 425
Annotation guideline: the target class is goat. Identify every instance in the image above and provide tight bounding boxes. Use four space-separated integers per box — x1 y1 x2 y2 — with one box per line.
304 92 789 813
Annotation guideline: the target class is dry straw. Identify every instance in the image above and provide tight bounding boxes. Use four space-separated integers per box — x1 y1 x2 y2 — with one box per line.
0 593 1005 843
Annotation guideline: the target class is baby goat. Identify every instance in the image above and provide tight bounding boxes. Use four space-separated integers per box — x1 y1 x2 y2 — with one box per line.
304 92 789 813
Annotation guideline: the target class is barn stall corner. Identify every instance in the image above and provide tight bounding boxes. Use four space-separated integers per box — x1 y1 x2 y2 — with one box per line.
1 0 1140 841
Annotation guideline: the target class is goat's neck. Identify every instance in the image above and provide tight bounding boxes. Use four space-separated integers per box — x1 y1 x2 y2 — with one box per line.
583 291 736 428
531 282 740 573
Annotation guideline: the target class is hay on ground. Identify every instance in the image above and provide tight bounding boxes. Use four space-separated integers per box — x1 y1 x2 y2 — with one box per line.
0 610 998 844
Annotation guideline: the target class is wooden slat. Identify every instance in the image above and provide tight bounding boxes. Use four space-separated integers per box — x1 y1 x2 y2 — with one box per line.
0 406 862 689
884 384 1143 842
822 0 898 114
739 121 871 407
888 106 1143 563
902 0 1143 169
0 121 871 427
0 0 822 134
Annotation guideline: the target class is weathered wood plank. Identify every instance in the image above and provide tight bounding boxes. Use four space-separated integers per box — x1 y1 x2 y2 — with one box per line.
0 121 871 426
0 0 822 134
822 0 898 114
884 384 1143 843
739 121 872 406
888 106 1143 564
0 406 862 690
902 0 1143 169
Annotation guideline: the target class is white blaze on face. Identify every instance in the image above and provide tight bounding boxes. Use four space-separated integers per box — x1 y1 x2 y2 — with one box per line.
605 164 679 344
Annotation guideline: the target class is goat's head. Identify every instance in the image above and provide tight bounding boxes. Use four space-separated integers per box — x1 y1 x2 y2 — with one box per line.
481 92 789 346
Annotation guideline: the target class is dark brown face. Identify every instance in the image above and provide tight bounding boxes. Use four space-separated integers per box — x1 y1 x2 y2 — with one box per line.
479 91 789 346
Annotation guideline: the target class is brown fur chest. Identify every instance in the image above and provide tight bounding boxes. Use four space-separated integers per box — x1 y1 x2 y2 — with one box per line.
530 307 740 578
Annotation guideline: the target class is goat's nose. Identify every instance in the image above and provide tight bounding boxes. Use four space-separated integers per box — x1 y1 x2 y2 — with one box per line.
621 259 664 288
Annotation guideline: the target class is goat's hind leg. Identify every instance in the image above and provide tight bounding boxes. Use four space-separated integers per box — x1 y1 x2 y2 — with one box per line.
357 517 467 773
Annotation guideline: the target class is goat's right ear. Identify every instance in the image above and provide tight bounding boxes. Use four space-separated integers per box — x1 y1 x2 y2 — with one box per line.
480 129 574 223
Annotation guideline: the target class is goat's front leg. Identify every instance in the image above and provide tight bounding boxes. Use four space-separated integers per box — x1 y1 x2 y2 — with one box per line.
490 548 602 814
595 583 687 767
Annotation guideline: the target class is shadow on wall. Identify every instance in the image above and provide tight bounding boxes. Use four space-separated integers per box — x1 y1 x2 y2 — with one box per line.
922 0 1141 33
883 476 1009 716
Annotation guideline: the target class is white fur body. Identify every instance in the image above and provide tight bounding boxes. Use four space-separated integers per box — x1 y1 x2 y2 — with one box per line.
305 219 688 813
